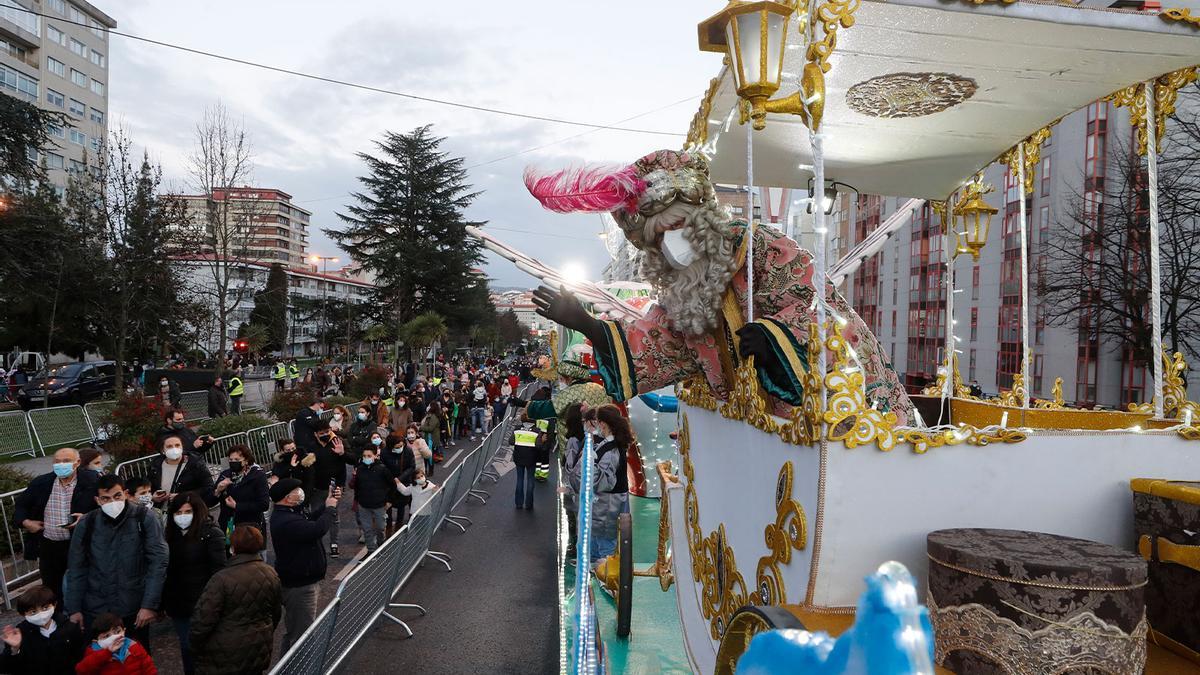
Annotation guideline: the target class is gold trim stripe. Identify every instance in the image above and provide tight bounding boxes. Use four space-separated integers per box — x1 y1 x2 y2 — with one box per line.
604 320 635 402
1131 478 1200 506
758 319 808 385
928 554 1147 591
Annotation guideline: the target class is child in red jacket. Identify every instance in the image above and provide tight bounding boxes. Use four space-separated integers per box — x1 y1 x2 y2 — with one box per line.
74 614 155 675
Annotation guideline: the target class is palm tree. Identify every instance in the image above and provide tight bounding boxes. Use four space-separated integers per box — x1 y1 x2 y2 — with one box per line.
399 312 447 376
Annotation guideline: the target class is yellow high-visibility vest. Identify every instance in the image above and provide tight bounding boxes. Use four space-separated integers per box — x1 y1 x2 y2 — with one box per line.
228 377 244 397
273 364 286 380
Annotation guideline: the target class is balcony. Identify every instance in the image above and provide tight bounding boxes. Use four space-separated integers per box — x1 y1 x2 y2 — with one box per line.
0 9 39 49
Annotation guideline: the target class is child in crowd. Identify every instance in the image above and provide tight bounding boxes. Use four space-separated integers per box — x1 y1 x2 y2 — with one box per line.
75 613 156 675
0 585 85 674
351 445 393 552
394 469 437 524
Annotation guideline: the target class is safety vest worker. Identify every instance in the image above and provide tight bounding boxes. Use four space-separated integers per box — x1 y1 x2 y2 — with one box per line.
288 363 300 379
228 375 245 397
273 363 286 380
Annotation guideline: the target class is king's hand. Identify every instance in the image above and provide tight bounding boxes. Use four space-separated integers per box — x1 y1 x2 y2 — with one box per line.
532 285 602 340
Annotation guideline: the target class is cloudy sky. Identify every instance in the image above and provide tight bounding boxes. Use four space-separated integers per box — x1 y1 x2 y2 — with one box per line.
107 0 718 287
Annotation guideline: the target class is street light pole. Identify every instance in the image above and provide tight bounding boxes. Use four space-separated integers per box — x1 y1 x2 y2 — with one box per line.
309 255 338 359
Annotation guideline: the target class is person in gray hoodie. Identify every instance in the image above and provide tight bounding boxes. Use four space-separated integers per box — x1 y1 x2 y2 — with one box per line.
574 404 631 567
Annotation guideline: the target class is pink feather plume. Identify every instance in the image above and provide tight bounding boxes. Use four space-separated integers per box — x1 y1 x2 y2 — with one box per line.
523 164 645 214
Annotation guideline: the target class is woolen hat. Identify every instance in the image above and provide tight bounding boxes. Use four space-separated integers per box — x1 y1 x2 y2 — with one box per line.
270 478 302 503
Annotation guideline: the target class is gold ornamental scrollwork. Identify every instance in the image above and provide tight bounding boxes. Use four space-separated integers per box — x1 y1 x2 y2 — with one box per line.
991 373 1028 408
778 324 824 445
720 356 781 434
922 353 975 399
677 414 808 640
1107 68 1199 156
1128 343 1200 420
1162 7 1200 28
823 332 898 451
679 375 719 411
686 74 723 150
754 461 807 606
806 0 861 75
897 425 1027 455
998 124 1056 194
1034 377 1065 409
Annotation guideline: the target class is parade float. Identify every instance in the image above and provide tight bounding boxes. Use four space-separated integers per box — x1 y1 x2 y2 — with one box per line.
475 1 1200 672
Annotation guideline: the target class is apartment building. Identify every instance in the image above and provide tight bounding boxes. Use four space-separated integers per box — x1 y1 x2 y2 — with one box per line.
833 95 1200 409
0 0 115 190
175 257 374 356
177 187 313 268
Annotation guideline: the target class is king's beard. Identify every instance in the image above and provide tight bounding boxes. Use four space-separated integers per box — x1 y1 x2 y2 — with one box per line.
638 202 739 336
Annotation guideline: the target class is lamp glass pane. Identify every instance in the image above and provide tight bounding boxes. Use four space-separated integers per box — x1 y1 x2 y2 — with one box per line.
735 12 763 86
764 11 786 87
725 20 746 89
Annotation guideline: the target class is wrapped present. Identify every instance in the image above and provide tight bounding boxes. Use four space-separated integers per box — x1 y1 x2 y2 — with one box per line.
1131 479 1200 665
927 528 1147 675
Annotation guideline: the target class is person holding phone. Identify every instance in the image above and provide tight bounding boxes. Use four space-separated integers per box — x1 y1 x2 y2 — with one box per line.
12 447 98 601
147 436 215 510
307 422 347 558
154 408 214 455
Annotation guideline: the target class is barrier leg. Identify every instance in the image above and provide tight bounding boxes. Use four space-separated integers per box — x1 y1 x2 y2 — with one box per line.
381 603 427 638
467 488 489 504
443 514 471 532
424 551 452 571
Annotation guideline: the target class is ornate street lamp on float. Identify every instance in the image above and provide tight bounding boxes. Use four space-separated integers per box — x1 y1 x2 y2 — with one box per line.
949 178 998 262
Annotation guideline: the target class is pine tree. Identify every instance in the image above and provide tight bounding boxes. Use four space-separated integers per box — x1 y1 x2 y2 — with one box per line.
328 125 489 334
249 263 289 352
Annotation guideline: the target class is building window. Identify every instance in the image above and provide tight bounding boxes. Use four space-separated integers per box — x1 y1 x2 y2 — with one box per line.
971 265 980 301
0 0 39 34
69 38 86 58
89 107 104 124
1038 205 1050 251
48 123 65 139
1033 354 1044 395
47 0 66 14
70 69 87 87
69 158 84 173
68 5 85 23
87 18 104 39
0 64 37 101
68 98 85 117
89 137 100 153
1040 157 1051 197
891 310 897 338
90 49 105 67
46 24 66 46
970 307 978 342
968 349 977 382
69 129 85 146
1035 304 1045 345
89 79 104 95
47 57 65 77
46 88 65 107
45 153 64 170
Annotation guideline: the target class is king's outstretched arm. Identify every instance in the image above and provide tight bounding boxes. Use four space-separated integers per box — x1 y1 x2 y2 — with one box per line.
533 285 700 402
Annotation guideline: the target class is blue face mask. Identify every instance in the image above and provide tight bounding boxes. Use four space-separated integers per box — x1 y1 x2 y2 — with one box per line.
371 437 383 446
52 462 74 479
362 457 375 466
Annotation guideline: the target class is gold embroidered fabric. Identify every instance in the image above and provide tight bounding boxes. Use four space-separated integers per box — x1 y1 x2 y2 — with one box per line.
928 595 1148 675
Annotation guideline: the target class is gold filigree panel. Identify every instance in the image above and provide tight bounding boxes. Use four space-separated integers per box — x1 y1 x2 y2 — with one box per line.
1106 68 1199 156
679 375 719 411
823 332 897 451
677 413 807 640
1162 7 1200 28
807 0 861 74
991 373 1027 408
720 356 780 434
1034 377 1065 409
686 75 723 150
1128 343 1200 420
896 425 1027 455
922 353 975 399
998 124 1056 194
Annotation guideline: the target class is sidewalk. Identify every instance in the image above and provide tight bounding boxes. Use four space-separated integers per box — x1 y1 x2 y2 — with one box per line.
337 455 559 674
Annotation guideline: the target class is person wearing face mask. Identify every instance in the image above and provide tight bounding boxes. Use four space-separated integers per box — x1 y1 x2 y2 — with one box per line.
349 445 392 552
306 420 347 558
383 425 429 529
211 445 271 537
328 405 351 434
0 585 85 674
366 392 389 427
147 435 215 510
420 401 444 465
577 405 632 566
269 478 339 652
80 447 104 476
393 469 437 523
347 405 376 458
154 408 213 455
158 375 181 409
75 613 155 675
387 395 412 441
12 447 98 601
188 525 281 675
162 493 224 675
65 474 168 653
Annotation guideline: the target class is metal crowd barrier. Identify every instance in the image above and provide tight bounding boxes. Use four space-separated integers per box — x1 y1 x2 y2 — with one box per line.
270 401 520 675
27 405 94 455
0 410 36 458
0 488 37 609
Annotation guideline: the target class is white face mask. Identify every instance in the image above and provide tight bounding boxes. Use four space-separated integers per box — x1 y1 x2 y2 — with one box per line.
25 608 54 627
101 500 125 518
97 632 123 650
173 513 194 530
136 494 153 506
293 489 305 505
660 228 699 270
164 447 183 461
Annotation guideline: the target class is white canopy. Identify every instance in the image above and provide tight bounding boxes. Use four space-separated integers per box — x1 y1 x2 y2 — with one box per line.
701 0 1200 199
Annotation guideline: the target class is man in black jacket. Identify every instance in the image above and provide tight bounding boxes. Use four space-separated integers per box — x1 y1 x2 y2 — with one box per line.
206 377 228 419
292 392 324 453
269 478 339 652
307 422 347 558
154 408 214 454
148 435 216 509
13 448 99 601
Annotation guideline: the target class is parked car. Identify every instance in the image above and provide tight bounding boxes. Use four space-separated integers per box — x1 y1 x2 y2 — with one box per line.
18 361 117 409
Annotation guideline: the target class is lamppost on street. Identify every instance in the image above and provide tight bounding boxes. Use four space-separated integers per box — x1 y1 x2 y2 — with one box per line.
310 255 338 357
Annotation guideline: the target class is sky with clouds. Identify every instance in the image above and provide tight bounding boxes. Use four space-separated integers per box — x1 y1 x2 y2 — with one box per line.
107 0 719 287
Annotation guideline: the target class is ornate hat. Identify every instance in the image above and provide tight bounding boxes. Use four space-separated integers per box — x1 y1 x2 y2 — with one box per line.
557 359 591 382
524 149 718 250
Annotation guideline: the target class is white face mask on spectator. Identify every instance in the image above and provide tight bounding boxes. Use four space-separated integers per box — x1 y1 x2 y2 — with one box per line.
101 500 125 518
165 447 183 461
136 494 153 506
24 607 54 627
173 513 193 530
